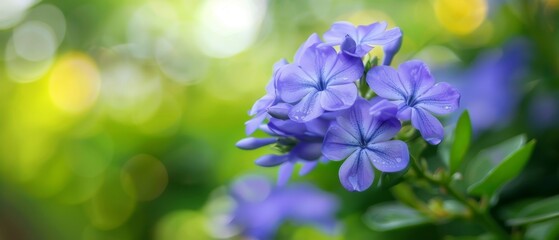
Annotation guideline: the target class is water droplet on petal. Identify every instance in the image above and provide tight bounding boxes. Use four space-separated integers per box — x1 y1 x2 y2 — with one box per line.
444 105 452 110
395 158 402 163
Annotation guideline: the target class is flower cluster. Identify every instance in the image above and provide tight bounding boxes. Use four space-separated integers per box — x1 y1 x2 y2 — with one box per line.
237 21 460 191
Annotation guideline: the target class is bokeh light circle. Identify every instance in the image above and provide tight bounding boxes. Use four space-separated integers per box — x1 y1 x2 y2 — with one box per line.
26 4 66 46
13 21 57 61
48 52 101 114
86 169 136 230
5 38 53 83
0 0 37 29
434 0 488 35
195 0 267 58
121 154 168 201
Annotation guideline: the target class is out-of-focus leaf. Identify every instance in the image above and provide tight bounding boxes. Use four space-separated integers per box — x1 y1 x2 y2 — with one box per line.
363 202 432 231
443 200 468 216
377 170 407 189
390 183 425 210
443 234 498 240
524 219 559 240
450 111 472 173
467 139 535 196
506 195 559 226
409 137 427 161
464 135 527 187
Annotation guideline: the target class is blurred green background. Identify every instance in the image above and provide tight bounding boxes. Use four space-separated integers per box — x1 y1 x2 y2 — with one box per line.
1 0 558 239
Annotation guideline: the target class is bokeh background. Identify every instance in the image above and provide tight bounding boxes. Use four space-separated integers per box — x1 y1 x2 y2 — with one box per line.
1 0 558 239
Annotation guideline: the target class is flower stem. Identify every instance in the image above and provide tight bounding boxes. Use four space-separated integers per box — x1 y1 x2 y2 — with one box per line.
408 156 509 239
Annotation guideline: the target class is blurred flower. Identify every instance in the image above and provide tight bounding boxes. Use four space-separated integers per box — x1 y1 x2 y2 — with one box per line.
322 21 402 64
368 60 460 144
529 92 559 130
323 98 409 191
227 175 339 239
435 38 532 132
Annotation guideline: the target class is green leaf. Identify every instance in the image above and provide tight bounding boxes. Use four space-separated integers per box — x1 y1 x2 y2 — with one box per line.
408 137 427 161
506 195 559 226
450 111 472 173
363 202 432 231
467 139 535 196
524 219 559 240
464 135 527 188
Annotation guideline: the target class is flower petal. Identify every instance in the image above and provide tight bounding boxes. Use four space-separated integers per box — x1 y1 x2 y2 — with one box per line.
367 65 407 100
323 51 364 86
255 154 288 167
398 60 435 96
416 82 460 115
411 108 444 145
320 84 357 111
365 117 402 143
339 150 374 192
382 32 402 66
299 160 319 176
340 35 357 55
277 65 318 103
323 22 357 46
360 25 402 46
236 137 277 150
277 161 296 186
249 91 275 116
245 112 267 135
299 45 338 82
323 122 359 160
292 141 323 160
357 22 388 42
369 98 398 120
366 140 409 172
289 92 324 122
294 33 322 65
267 103 292 120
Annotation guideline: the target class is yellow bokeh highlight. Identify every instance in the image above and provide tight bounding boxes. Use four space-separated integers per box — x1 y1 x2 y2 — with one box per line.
434 0 488 35
48 52 101 114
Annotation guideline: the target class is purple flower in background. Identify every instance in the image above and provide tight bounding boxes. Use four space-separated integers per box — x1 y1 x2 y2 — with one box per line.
228 175 339 239
433 39 531 133
245 59 288 135
323 98 409 191
367 60 460 145
322 21 402 64
276 42 364 122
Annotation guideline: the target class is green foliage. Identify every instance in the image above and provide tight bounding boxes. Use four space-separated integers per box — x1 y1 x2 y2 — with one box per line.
363 202 432 231
506 195 559 226
467 136 535 197
450 111 472 173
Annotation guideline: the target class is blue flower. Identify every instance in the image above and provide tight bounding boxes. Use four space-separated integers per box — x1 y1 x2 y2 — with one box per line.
237 115 333 185
244 59 288 135
367 60 460 145
276 41 364 122
322 98 409 192
322 21 402 64
228 175 339 239
244 34 323 134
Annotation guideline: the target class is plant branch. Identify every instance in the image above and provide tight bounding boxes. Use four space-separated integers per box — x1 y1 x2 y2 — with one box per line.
408 156 509 239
